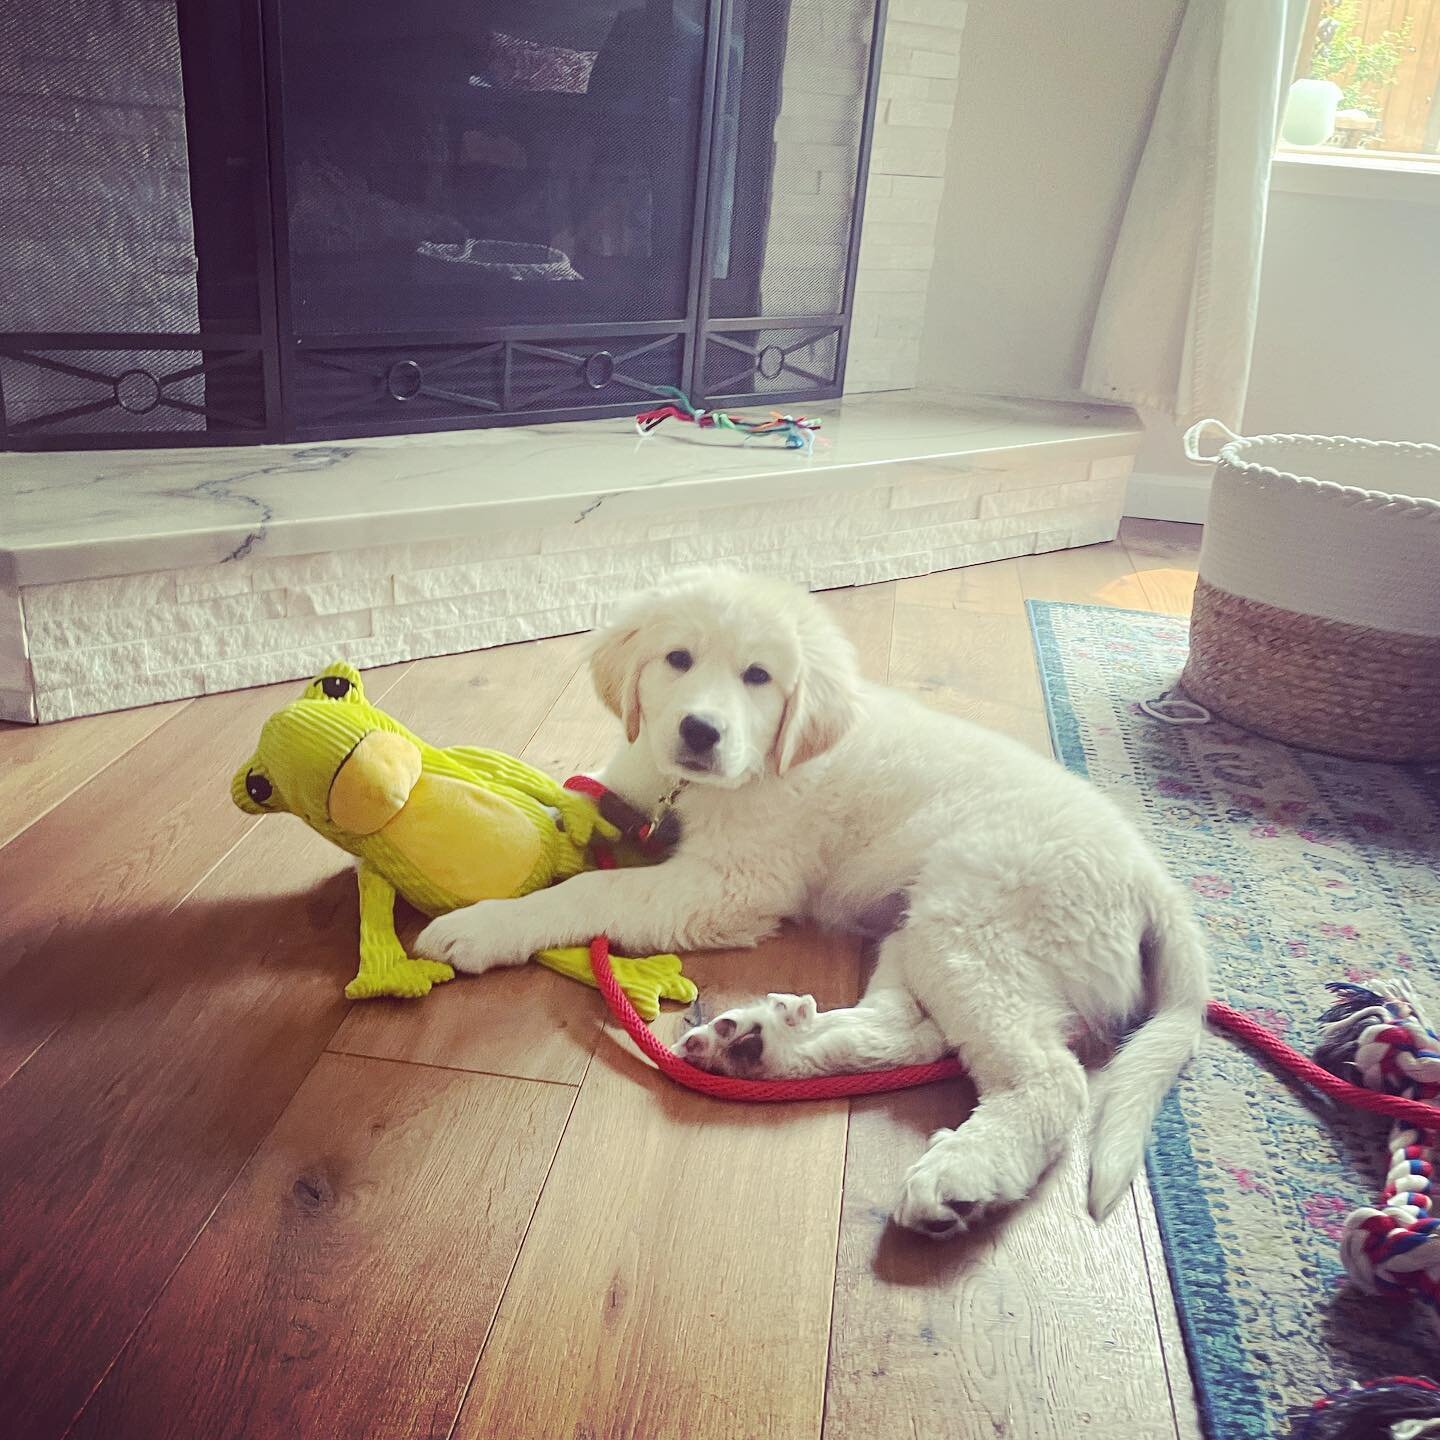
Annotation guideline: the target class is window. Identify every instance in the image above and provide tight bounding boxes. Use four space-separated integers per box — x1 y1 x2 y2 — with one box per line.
1281 0 1440 162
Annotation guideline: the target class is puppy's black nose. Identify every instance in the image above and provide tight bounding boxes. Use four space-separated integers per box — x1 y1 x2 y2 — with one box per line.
679 714 721 753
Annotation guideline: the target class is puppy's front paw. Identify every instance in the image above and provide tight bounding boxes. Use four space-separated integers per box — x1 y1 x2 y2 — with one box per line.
892 1129 1027 1239
415 903 527 976
673 993 817 1077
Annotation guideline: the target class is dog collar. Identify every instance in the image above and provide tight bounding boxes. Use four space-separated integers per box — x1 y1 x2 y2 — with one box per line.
564 775 685 854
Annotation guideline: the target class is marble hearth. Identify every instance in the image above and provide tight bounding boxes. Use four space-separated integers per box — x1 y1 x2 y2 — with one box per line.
0 392 1140 723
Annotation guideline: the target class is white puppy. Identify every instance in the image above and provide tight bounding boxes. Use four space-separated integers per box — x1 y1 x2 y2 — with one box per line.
417 569 1208 1236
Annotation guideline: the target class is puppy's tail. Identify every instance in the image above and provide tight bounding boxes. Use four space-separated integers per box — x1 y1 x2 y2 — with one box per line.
1087 887 1208 1222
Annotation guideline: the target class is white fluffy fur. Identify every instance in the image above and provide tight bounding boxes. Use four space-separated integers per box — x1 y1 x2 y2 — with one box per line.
417 569 1209 1236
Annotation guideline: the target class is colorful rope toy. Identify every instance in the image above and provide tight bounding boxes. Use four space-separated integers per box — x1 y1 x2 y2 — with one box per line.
634 386 821 451
1316 982 1440 1335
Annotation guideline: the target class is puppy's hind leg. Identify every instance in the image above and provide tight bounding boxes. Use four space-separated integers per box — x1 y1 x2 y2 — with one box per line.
889 918 1088 1238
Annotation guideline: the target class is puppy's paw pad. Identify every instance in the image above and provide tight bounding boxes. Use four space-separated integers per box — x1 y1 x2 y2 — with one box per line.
673 998 792 1075
916 1199 984 1236
675 1024 716 1065
893 1137 1023 1240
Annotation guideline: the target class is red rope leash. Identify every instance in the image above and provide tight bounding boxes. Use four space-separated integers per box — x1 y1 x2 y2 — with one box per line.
588 937 1440 1122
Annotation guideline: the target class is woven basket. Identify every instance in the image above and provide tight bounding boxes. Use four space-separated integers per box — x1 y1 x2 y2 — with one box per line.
1180 421 1440 762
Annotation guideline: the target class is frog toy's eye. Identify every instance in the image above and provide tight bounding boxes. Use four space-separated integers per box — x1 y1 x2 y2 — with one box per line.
301 664 363 705
245 770 274 805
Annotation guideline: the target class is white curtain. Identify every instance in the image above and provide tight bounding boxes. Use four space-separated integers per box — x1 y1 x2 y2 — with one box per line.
1082 0 1308 430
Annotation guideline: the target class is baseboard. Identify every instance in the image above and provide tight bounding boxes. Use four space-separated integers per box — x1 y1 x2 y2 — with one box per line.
1124 471 1211 524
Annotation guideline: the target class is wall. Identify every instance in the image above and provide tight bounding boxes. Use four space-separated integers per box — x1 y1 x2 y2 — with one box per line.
1127 175 1440 516
915 0 1183 401
1245 186 1440 442
870 0 1439 513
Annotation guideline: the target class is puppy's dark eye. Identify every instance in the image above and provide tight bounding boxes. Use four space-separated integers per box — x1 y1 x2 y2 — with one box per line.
666 650 693 672
246 770 273 805
742 665 771 686
320 675 352 699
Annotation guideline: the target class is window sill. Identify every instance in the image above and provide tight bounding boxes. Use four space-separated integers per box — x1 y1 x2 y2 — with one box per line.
1271 150 1440 206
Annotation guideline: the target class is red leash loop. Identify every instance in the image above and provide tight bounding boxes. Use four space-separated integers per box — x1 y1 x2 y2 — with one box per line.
588 937 966 1102
589 937 1440 1121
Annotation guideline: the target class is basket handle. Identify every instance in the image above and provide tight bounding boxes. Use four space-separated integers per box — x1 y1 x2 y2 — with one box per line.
1183 419 1243 465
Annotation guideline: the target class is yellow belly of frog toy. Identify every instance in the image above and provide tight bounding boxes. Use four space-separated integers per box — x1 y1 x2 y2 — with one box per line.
230 662 694 1019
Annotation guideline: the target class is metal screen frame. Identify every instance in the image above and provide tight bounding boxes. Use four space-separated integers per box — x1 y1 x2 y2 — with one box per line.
0 0 887 450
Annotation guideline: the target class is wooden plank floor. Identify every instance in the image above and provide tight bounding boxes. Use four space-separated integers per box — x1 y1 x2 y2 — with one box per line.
0 521 1202 1440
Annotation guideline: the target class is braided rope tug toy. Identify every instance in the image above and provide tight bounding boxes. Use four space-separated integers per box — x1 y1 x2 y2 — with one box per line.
1316 982 1440 1336
634 386 821 452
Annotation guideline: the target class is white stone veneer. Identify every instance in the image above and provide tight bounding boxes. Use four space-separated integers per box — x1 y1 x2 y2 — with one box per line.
751 0 968 397
847 1 968 393
9 451 1129 723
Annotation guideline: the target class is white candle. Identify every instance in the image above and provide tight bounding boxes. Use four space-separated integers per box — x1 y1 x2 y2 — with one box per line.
1282 78 1343 147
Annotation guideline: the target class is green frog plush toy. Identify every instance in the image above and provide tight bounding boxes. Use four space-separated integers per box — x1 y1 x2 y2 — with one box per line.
230 661 695 1018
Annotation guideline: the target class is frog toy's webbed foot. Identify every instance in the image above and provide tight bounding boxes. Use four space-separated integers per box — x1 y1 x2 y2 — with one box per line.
349 861 455 999
346 956 455 1001
536 946 696 1022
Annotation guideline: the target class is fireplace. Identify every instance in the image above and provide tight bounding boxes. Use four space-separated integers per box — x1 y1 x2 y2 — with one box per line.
0 0 886 450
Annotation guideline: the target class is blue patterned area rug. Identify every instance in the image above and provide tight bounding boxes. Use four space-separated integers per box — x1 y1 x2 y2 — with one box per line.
1028 601 1440 1440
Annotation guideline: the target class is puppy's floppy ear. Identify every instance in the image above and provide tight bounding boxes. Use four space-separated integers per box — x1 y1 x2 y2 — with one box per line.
773 604 860 776
591 628 643 743
589 591 661 743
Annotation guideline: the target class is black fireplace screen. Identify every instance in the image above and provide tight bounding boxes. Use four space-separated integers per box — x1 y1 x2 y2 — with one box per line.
0 0 884 450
